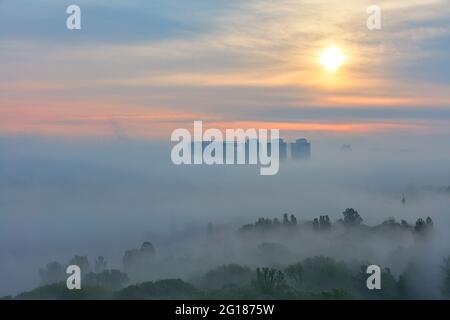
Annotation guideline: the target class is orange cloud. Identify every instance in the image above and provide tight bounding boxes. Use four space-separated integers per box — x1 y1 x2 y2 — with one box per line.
203 121 425 136
0 100 442 139
0 102 214 139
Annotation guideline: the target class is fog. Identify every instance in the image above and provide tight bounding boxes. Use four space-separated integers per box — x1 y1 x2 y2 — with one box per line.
1 131 450 297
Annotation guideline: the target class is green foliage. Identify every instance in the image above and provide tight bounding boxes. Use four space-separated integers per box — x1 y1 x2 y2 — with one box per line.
342 208 363 226
116 279 202 300
39 262 66 286
15 282 111 300
354 265 403 300
85 269 128 290
94 256 107 273
21 257 420 300
205 285 353 300
414 217 434 236
441 256 450 297
205 262 355 300
313 215 331 231
205 285 263 300
285 263 304 288
198 264 254 290
300 257 354 291
397 261 426 299
68 255 91 274
123 242 156 279
239 214 299 233
253 268 289 296
22 210 446 300
317 289 354 300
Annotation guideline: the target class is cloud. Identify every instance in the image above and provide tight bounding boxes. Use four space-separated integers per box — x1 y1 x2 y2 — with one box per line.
1 0 450 138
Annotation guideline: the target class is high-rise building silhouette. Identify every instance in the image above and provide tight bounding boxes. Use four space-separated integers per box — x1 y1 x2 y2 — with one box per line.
190 138 308 163
291 138 311 160
277 138 287 161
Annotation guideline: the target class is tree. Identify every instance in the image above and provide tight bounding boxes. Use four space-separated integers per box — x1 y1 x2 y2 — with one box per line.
414 217 433 235
123 242 156 279
199 264 254 290
116 279 202 299
140 242 155 256
254 217 273 231
441 256 450 297
319 289 353 300
94 256 107 274
320 215 331 229
68 255 90 274
313 218 320 230
355 265 402 299
342 208 363 226
300 257 353 291
290 214 298 226
253 268 287 294
285 263 304 288
85 269 128 290
38 262 66 285
16 283 110 300
314 215 331 230
283 213 289 225
414 218 426 232
123 249 140 273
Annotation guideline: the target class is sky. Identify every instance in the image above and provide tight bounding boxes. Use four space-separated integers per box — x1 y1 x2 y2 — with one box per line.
1 0 450 139
1 1 450 297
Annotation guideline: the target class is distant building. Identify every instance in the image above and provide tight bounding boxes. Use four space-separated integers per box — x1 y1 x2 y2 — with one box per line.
190 141 208 163
291 138 311 160
191 138 297 163
223 141 238 163
246 138 287 161
245 139 258 164
277 139 287 161
341 144 352 153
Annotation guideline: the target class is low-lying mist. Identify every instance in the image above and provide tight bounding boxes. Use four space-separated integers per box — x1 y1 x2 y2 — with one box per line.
1 131 450 298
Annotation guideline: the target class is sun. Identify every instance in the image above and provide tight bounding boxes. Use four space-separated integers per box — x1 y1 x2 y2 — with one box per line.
319 47 347 73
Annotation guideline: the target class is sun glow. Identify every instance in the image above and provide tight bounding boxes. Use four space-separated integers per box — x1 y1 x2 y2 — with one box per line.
319 47 347 73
